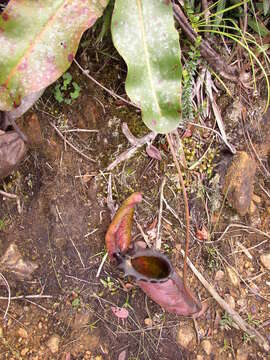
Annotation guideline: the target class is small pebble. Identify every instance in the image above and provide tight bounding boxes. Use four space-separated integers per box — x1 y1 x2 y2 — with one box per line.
215 270 224 281
260 252 270 270
177 325 196 349
249 201 257 215
236 346 249 360
224 294 235 309
47 334 60 354
144 318 153 327
21 348 29 356
226 267 240 287
17 328 28 339
201 339 212 355
252 194 261 204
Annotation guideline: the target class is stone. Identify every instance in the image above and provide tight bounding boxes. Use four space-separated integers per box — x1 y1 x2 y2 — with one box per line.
260 252 270 270
17 328 28 339
21 113 43 147
236 346 249 360
144 318 153 327
226 267 240 288
214 270 224 281
72 311 91 330
249 201 257 215
224 294 235 309
201 339 212 355
223 151 256 216
47 334 60 354
252 194 261 204
21 348 29 356
177 325 196 349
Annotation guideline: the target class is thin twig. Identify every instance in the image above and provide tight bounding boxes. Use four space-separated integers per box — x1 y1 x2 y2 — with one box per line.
61 128 98 133
49 122 96 163
0 294 52 300
173 2 238 82
106 123 156 171
0 190 22 214
107 146 138 171
180 250 270 352
107 174 117 218
135 219 152 248
0 273 11 320
96 253 108 278
24 299 49 313
209 223 270 244
74 59 139 109
155 178 166 250
166 133 190 288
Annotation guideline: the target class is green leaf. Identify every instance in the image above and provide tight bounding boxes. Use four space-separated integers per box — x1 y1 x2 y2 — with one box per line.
71 298 80 308
111 0 182 134
247 15 270 37
70 82 81 99
0 0 108 111
61 72 72 91
54 85 64 103
263 0 270 16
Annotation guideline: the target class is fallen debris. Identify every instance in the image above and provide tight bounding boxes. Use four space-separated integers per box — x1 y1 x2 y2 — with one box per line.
223 151 256 216
0 243 38 280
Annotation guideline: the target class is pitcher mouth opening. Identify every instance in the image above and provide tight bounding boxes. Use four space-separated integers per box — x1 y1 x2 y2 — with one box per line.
131 255 171 280
114 248 173 283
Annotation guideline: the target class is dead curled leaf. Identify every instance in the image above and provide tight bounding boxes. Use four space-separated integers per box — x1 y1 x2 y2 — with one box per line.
111 306 129 319
0 131 27 179
146 144 162 160
0 243 38 280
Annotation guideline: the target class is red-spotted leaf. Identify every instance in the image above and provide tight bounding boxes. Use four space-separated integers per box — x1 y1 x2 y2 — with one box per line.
111 306 129 319
0 0 108 111
105 192 142 259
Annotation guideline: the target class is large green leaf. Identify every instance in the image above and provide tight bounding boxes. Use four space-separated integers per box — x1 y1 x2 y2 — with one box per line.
111 0 182 134
0 0 108 111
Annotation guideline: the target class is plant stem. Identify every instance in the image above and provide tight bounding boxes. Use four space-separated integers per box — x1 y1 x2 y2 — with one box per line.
166 133 190 288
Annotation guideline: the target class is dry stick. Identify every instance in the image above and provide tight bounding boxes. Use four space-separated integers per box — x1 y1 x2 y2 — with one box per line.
0 190 22 214
0 294 52 300
180 249 270 352
0 273 11 320
172 3 238 82
49 122 96 163
74 59 139 109
107 123 156 171
155 178 166 250
166 133 189 288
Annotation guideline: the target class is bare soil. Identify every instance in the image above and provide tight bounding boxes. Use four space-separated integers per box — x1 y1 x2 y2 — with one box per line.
0 36 270 360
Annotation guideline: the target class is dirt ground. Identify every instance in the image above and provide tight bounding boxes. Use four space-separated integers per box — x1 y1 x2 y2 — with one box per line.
0 34 270 360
